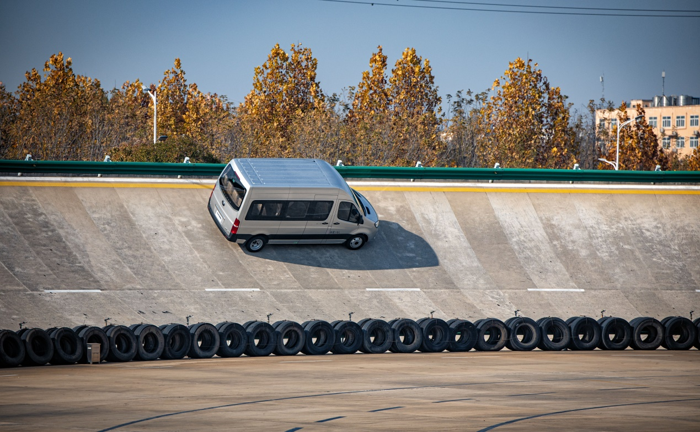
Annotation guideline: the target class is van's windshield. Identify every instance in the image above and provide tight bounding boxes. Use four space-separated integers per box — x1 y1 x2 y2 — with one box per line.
351 189 366 216
220 165 246 210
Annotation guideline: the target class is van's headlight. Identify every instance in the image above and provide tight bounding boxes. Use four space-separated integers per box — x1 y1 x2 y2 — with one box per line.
374 221 379 228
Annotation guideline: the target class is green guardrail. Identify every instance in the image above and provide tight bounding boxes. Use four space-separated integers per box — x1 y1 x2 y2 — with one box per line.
1 160 700 183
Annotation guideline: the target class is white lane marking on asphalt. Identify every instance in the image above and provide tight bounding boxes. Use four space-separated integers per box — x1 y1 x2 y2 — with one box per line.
280 360 333 363
0 374 18 377
442 356 502 359
205 288 260 291
527 288 585 292
43 289 102 293
611 354 673 357
696 289 700 292
366 288 421 291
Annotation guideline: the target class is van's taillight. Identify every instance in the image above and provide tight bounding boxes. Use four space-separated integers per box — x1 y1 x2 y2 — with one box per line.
209 185 215 200
230 218 240 235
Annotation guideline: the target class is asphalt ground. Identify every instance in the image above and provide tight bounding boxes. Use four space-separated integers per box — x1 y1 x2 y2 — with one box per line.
0 350 698 431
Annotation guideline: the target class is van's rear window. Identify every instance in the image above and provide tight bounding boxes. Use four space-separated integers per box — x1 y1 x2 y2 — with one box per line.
219 165 246 210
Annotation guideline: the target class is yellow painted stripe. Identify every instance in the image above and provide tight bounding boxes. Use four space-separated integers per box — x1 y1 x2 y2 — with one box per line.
1 181 699 195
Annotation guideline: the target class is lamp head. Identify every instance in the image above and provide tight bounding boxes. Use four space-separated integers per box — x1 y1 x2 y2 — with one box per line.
634 115 644 122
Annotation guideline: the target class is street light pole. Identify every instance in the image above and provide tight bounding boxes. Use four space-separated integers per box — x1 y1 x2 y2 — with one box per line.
143 85 157 144
599 115 643 171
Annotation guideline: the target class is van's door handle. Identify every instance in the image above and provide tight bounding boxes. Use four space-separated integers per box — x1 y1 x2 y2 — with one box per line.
321 222 328 225
333 222 340 225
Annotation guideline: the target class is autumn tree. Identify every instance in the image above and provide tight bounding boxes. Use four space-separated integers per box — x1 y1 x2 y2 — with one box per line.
599 102 667 171
440 90 488 167
0 82 16 158
477 58 577 168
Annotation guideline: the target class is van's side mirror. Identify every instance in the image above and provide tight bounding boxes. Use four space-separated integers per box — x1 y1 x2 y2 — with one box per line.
357 216 364 225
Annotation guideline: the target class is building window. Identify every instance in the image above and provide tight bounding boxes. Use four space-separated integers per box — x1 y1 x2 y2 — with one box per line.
611 119 618 129
691 136 699 149
691 115 699 127
598 119 606 130
676 116 686 127
662 116 671 128
676 137 685 149
649 116 657 128
662 137 671 149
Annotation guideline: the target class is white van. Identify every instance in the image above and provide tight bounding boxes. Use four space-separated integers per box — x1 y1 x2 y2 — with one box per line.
208 158 379 252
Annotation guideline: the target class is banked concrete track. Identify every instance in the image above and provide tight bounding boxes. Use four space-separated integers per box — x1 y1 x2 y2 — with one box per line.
0 177 699 329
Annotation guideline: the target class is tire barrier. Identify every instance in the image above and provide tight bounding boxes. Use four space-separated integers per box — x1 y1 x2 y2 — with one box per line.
389 319 423 353
272 321 305 356
537 317 571 351
568 317 602 351
243 321 276 357
216 322 248 358
1 314 698 368
505 317 540 351
661 317 697 351
131 324 165 361
76 326 109 363
160 324 191 360
331 320 363 355
446 319 478 352
49 327 83 365
301 320 335 356
597 317 632 350
188 323 220 359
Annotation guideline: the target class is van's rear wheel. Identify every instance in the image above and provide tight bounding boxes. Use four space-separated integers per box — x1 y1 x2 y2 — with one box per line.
345 234 366 250
245 236 267 252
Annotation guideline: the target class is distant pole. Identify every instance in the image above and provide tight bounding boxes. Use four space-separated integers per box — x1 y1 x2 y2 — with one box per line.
143 86 157 144
662 71 665 96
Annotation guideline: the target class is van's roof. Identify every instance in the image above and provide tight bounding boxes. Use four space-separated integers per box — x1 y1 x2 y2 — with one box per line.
231 158 352 193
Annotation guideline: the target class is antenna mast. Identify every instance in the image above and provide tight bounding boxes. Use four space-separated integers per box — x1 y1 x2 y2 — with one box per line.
600 75 604 100
662 71 665 96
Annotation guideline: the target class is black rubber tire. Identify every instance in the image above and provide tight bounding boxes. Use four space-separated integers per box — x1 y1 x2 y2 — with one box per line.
216 322 248 358
49 327 82 365
132 324 164 361
446 319 478 352
76 326 109 363
475 318 508 352
273 321 305 356
419 318 451 353
505 317 540 351
629 317 664 350
72 325 88 335
104 325 137 362
694 318 700 350
360 319 393 354
302 320 335 355
389 319 423 353
568 317 602 351
537 317 571 351
160 324 191 360
188 323 220 359
331 321 363 354
244 321 276 357
662 316 697 350
598 317 631 350
0 330 25 368
345 234 367 250
245 235 267 252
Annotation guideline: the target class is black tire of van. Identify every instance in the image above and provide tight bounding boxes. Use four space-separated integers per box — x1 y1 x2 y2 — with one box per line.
77 326 110 363
360 319 393 354
446 319 478 352
332 320 364 354
537 317 571 351
694 318 700 349
568 317 601 350
598 317 631 350
629 317 664 350
419 318 451 353
345 234 367 250
475 318 508 352
216 322 248 358
188 323 220 359
389 319 423 353
273 321 305 356
505 317 541 351
132 324 164 361
302 320 335 355
661 317 697 350
244 321 277 357
0 330 25 368
160 324 191 360
49 327 83 365
105 325 138 362
245 235 267 253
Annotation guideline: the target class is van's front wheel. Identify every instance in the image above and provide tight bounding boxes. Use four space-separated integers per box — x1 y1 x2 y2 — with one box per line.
345 234 367 250
245 235 267 253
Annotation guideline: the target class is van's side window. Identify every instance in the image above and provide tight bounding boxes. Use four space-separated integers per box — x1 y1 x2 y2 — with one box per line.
285 201 310 219
307 201 333 221
246 201 284 220
337 202 361 223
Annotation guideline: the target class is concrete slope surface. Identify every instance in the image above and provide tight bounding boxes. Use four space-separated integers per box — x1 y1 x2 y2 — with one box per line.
0 178 698 329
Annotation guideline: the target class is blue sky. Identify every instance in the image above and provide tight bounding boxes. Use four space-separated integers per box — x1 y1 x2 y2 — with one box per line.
1 0 699 113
